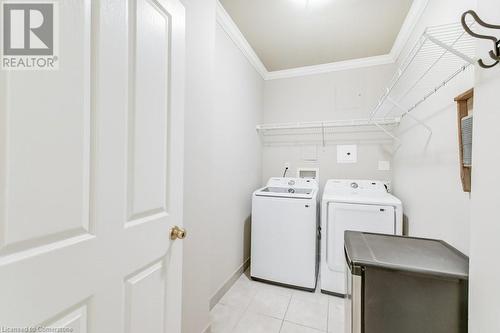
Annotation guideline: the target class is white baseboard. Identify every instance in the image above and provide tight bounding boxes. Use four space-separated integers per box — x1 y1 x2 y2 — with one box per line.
209 258 250 309
202 323 211 333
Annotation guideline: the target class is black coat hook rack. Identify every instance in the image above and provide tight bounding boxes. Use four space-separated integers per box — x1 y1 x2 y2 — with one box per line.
461 10 500 69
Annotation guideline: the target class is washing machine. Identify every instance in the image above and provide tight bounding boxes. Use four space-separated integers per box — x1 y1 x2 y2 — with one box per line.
320 179 403 296
251 177 319 290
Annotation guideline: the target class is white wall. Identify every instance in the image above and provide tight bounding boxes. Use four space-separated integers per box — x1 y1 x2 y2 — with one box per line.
392 0 475 254
181 0 215 332
182 4 264 331
262 65 396 191
209 24 264 297
469 0 500 331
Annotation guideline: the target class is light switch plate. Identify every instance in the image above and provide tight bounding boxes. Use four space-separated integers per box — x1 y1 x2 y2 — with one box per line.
337 145 357 164
378 160 391 171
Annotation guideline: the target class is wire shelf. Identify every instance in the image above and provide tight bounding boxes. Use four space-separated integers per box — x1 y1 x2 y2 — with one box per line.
370 22 476 119
256 118 400 146
257 22 475 147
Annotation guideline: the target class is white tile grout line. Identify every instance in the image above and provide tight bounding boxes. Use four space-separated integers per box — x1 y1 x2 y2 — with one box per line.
282 321 327 333
212 275 254 332
232 298 253 331
279 293 293 332
217 271 332 333
228 275 263 332
326 299 330 333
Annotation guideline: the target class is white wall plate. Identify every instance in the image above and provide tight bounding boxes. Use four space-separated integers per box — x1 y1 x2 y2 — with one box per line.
337 145 357 164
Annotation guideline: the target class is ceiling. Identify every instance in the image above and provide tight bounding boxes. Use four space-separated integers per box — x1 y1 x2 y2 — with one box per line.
219 0 414 72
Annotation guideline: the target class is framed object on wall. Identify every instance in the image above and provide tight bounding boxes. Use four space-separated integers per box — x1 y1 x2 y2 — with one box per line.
454 88 474 192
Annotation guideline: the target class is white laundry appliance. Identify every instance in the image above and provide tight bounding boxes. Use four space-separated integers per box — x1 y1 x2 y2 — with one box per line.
251 177 319 290
320 179 403 296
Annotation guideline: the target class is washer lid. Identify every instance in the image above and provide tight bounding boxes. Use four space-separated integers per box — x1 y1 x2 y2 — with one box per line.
255 186 316 199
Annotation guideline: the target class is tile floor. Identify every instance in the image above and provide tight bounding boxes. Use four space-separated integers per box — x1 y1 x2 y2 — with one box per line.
210 270 345 333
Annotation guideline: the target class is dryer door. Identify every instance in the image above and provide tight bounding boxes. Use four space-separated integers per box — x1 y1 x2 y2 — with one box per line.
327 203 395 273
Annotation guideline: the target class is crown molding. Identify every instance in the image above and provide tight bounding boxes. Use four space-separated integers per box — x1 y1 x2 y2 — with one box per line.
215 1 268 79
265 54 395 80
215 0 429 81
389 0 430 62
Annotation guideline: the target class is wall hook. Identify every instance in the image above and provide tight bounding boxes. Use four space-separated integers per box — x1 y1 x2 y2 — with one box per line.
461 10 500 69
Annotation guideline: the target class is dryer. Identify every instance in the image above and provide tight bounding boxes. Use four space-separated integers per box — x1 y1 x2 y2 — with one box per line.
320 179 403 296
251 177 319 290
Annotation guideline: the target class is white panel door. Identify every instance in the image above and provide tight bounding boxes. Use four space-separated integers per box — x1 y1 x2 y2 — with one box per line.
0 0 185 332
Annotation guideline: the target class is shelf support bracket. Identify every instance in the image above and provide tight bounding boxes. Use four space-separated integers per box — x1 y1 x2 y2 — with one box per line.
372 120 401 144
388 97 433 134
372 120 402 155
321 122 326 147
424 33 475 64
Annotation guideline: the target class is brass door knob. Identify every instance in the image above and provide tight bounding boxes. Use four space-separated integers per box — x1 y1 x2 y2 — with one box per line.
170 226 186 240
